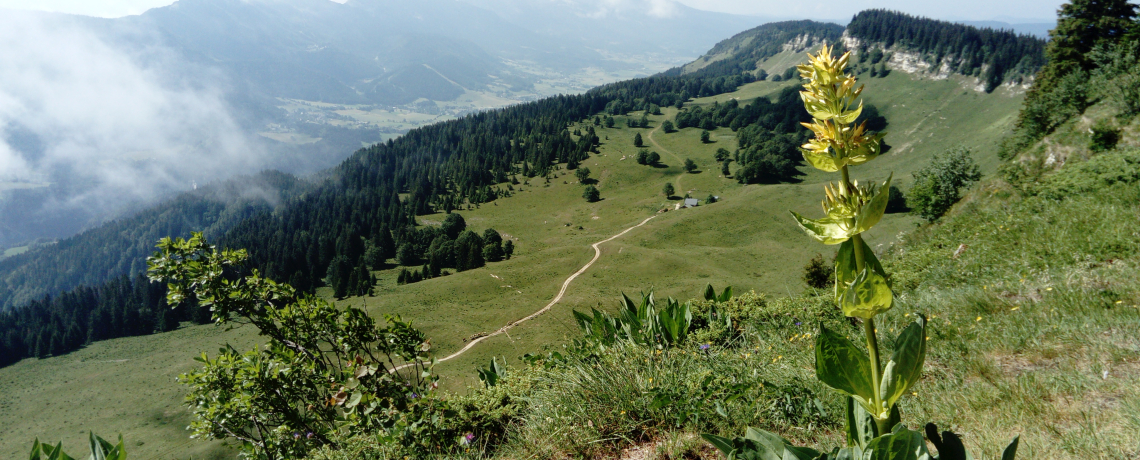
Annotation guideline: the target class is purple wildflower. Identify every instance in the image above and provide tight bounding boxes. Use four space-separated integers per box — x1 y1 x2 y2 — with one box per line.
699 344 710 350
795 321 802 326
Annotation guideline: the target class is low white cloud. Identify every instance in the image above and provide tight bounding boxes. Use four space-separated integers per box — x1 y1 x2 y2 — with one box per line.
0 12 263 224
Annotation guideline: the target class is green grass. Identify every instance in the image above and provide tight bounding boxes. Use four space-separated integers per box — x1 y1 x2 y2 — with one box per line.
458 148 1140 459
0 72 1026 457
1 245 29 260
0 322 261 460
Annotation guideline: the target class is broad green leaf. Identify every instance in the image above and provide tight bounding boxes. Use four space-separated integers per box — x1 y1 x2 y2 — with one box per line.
815 324 875 406
701 433 736 455
1001 436 1020 460
845 396 877 449
880 316 926 409
835 446 864 460
854 174 892 234
836 240 890 305
834 240 858 304
89 433 107 460
790 211 852 245
703 284 717 301
839 267 893 319
802 148 844 172
836 102 864 125
719 286 733 302
743 428 821 460
345 391 362 408
862 426 931 460
621 292 638 314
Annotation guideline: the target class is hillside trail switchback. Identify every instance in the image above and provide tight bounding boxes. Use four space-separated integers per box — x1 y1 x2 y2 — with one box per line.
394 214 658 371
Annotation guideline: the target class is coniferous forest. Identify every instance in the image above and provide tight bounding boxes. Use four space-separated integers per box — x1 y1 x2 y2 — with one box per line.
845 9 1047 91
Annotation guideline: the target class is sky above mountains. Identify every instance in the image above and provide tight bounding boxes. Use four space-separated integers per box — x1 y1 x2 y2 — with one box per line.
1 0 1064 22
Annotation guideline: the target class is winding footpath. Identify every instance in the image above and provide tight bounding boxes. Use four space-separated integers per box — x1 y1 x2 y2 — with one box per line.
395 215 657 370
645 112 687 193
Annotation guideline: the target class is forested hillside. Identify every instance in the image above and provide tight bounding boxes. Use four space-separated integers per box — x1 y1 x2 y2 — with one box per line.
677 20 845 77
0 65 771 366
0 14 1041 369
845 9 1047 91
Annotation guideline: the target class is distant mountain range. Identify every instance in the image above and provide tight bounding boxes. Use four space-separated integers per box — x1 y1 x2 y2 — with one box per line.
0 0 767 249
88 0 766 108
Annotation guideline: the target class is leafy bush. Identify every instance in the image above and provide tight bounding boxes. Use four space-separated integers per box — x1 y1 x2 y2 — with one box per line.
148 233 452 459
1089 119 1121 152
908 147 981 221
582 185 601 202
1034 148 1140 199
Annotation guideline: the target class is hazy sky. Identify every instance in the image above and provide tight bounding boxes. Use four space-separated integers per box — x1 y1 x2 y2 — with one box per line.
1 0 1064 22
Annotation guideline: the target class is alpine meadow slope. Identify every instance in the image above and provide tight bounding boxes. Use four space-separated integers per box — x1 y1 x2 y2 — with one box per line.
0 13 1051 458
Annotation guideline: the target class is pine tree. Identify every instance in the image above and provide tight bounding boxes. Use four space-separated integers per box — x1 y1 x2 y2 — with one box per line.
633 132 643 147
35 330 48 359
503 240 515 260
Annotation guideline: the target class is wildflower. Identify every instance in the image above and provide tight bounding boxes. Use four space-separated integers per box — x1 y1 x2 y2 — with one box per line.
795 321 802 326
293 432 301 439
307 432 314 439
1010 306 1020 311
975 316 982 322
699 344 710 350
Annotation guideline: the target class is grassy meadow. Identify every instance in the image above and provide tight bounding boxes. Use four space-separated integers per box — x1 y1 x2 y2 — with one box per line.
0 70 1027 458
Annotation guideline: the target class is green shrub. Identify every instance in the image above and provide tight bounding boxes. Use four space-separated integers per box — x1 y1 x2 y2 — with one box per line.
148 234 451 459
582 185 601 202
1034 149 1140 199
802 254 833 289
1089 119 1121 152
908 147 982 221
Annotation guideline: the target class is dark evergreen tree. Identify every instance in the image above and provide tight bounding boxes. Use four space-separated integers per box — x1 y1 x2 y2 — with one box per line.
503 240 515 260
582 185 601 203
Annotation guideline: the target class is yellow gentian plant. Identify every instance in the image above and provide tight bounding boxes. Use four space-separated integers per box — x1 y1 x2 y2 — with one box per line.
704 44 1019 460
